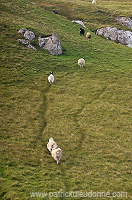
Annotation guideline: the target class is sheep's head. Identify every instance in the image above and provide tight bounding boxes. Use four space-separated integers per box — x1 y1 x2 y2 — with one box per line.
49 137 54 141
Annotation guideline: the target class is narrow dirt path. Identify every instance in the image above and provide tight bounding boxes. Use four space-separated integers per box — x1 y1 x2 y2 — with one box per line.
37 84 50 141
58 85 109 195
74 85 108 149
29 83 50 147
35 81 108 196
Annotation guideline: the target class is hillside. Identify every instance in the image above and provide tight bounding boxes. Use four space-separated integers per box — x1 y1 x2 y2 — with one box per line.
0 0 132 199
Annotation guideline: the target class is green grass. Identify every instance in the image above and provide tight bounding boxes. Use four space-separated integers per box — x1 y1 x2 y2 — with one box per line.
35 0 132 31
0 0 132 199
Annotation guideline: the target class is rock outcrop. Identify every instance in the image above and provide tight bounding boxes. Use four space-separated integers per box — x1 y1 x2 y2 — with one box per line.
116 17 132 29
38 33 63 55
18 28 36 50
18 28 63 54
72 20 86 28
17 39 37 50
96 26 132 48
18 28 35 40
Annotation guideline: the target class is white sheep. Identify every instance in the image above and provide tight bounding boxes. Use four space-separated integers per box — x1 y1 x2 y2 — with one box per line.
48 72 54 84
47 138 58 152
78 58 85 67
86 32 91 40
47 138 62 164
51 148 62 164
92 0 96 3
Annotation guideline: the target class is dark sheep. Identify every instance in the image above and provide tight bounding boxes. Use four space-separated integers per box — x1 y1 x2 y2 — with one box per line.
80 28 85 36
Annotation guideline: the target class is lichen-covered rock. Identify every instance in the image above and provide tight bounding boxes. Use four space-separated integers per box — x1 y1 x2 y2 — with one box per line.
116 17 132 29
18 28 35 40
27 44 37 50
38 33 63 55
18 29 63 53
96 26 132 48
24 30 35 40
72 20 86 28
17 39 30 45
18 28 27 35
17 39 36 50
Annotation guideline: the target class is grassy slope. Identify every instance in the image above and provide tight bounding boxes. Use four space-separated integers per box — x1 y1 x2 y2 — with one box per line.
0 0 132 199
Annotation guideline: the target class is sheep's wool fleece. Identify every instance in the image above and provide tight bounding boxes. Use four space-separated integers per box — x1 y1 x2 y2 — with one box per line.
51 148 62 164
47 138 58 152
78 58 85 66
48 74 54 84
47 138 62 164
86 32 91 38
